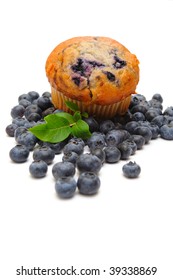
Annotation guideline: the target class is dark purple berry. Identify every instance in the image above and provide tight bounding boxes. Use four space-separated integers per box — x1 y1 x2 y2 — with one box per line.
77 172 100 195
29 160 48 178
122 161 141 178
9 145 29 163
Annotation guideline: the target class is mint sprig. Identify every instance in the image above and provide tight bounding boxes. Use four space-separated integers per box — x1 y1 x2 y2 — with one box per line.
29 101 91 143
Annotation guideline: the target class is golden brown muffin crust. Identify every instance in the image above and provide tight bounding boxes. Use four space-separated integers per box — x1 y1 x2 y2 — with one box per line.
46 36 139 105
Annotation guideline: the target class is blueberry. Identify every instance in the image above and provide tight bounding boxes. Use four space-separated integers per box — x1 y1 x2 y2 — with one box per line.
130 135 145 150
133 126 152 143
15 130 38 151
131 112 145 121
72 76 81 86
130 104 149 114
63 142 84 155
152 93 163 103
12 117 28 127
148 124 159 139
68 137 85 148
24 104 42 120
151 115 168 128
82 117 98 133
124 121 139 134
44 141 66 154
18 93 32 102
11 105 25 119
42 107 55 117
122 161 141 178
33 146 55 164
77 153 102 173
104 71 116 82
77 172 100 195
145 108 161 121
42 91 51 98
129 94 146 109
5 123 18 137
36 96 52 110
113 55 126 69
55 177 77 198
27 112 42 122
99 120 115 134
122 139 137 155
52 162 75 179
87 133 106 150
29 160 48 178
163 106 173 117
160 124 173 140
27 91 40 102
19 99 31 108
148 99 163 110
9 144 29 163
62 151 79 165
104 146 121 163
91 148 106 164
106 129 130 146
118 142 132 160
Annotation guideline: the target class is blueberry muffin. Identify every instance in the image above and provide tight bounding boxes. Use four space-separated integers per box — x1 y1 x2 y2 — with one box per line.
45 36 139 118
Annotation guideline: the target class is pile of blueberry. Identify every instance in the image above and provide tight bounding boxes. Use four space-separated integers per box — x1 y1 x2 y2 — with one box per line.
6 91 173 199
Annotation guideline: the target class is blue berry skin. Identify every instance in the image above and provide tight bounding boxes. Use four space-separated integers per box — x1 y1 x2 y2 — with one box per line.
91 148 106 164
130 104 149 114
43 141 66 154
129 94 146 109
104 146 121 163
62 152 79 165
77 153 102 173
29 160 48 178
151 115 168 128
24 104 42 120
33 146 55 164
14 127 28 139
27 112 42 122
160 124 173 140
105 129 130 146
99 120 115 134
83 117 99 133
130 135 145 150
145 108 162 122
52 162 75 180
6 123 18 137
36 96 52 110
122 161 141 178
42 107 55 118
124 121 139 134
9 145 29 163
148 124 159 139
19 99 31 108
42 91 51 98
118 142 132 160
68 137 85 148
131 112 145 122
63 142 84 155
15 131 38 151
18 93 32 102
27 91 40 102
148 99 163 110
163 106 173 117
133 126 152 143
77 172 100 195
12 117 28 127
152 93 163 104
55 177 77 199
87 133 106 150
11 105 25 119
122 139 137 155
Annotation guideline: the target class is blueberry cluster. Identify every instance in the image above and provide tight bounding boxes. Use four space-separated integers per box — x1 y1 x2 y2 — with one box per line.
6 91 173 198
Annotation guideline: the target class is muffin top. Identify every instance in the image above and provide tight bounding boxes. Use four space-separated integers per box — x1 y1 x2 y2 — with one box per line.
45 36 139 105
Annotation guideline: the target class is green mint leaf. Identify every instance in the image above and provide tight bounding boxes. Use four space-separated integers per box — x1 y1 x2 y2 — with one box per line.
29 115 71 143
81 112 89 118
71 119 91 139
55 112 74 124
65 101 79 112
73 111 82 122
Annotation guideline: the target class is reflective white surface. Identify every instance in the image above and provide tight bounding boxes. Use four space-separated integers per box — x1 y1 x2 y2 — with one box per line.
1 1 173 279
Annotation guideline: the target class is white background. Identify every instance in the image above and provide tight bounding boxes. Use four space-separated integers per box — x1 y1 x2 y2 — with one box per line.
0 0 173 279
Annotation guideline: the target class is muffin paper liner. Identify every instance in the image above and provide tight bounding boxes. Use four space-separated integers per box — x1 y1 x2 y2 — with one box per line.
51 87 131 119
